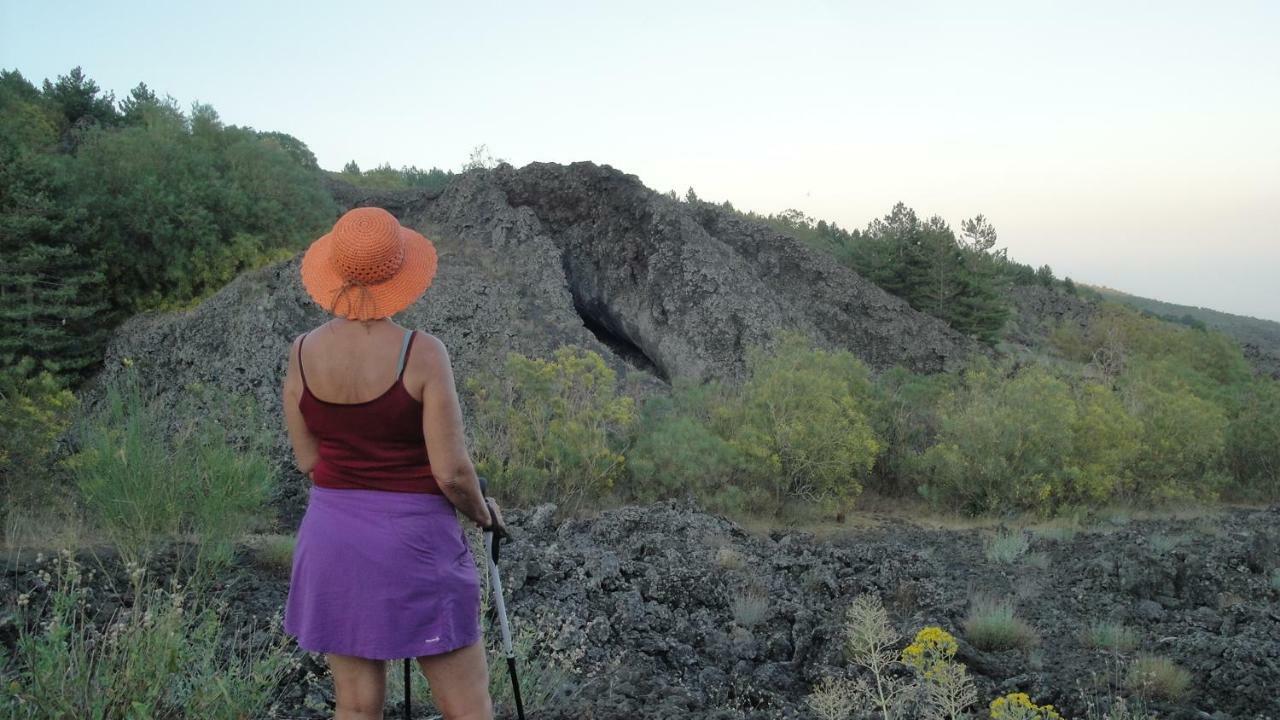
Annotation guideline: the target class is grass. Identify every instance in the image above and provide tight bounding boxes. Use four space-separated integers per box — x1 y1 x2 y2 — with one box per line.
715 545 745 570
70 371 275 570
732 593 771 627
2 553 293 718
963 596 1039 651
985 529 1030 564
1081 621 1139 653
252 534 296 575
1125 655 1192 701
1024 552 1052 570
1269 568 1280 592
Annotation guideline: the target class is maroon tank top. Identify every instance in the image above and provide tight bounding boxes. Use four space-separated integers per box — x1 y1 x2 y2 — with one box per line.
297 329 442 494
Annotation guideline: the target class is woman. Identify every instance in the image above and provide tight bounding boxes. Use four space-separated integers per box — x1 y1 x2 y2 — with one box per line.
282 206 505 720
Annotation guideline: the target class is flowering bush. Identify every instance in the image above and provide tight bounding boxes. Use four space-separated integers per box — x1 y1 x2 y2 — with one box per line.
468 346 636 510
901 626 959 679
806 595 975 720
989 692 1063 720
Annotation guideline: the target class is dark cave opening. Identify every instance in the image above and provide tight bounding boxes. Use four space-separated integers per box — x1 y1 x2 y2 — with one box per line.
573 299 668 382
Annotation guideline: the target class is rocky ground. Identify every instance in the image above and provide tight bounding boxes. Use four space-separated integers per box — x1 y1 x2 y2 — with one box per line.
4 500 1278 719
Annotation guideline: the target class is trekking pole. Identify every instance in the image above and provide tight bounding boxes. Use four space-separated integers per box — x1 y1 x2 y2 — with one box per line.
402 654 412 720
479 476 526 720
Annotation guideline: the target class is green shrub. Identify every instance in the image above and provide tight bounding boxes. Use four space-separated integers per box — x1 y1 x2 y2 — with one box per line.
2 552 292 718
1122 367 1227 501
71 370 273 567
1125 655 1191 701
0 359 76 505
1066 383 1140 505
1224 379 1280 498
69 107 336 313
1054 304 1251 394
467 346 636 509
917 361 1077 514
963 596 1039 651
2 68 338 380
719 333 880 517
866 366 954 496
625 390 746 505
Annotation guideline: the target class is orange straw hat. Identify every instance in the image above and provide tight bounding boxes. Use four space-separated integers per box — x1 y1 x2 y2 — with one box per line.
300 207 438 320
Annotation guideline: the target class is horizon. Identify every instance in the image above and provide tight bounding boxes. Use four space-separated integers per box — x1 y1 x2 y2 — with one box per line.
3 0 1277 322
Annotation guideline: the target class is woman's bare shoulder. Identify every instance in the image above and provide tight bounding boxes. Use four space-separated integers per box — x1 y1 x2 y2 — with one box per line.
410 331 451 368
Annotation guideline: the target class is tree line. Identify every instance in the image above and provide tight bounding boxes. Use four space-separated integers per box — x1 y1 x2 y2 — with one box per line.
0 66 337 382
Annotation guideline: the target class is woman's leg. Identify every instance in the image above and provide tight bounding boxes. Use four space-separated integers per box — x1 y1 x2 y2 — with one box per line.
328 653 387 720
416 639 493 720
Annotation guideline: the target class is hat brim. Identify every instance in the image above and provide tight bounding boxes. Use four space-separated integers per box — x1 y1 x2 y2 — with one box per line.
300 225 438 320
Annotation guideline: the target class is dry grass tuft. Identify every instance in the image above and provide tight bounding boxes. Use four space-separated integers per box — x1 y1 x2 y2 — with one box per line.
963 596 1039 651
1081 621 1139 653
1125 655 1191 701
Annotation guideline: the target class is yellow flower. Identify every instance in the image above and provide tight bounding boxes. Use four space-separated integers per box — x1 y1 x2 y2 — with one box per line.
989 692 1063 720
902 626 959 679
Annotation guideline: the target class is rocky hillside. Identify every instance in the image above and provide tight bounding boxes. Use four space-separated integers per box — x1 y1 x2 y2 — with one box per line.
93 162 979 520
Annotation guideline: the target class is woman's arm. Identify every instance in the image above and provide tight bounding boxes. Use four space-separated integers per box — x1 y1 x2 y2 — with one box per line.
283 334 320 476
416 332 492 527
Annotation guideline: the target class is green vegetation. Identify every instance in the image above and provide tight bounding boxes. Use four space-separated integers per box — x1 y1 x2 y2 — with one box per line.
1125 655 1192 701
627 333 880 517
1089 284 1280 358
718 334 880 516
2 552 293 718
1082 621 1139 653
471 299 1277 521
807 595 977 720
963 596 1039 651
984 530 1030 564
3 67 1276 544
0 359 76 507
1 66 337 384
731 593 771 627
71 370 274 568
467 346 637 511
253 534 297 575
334 161 452 191
734 204 1057 344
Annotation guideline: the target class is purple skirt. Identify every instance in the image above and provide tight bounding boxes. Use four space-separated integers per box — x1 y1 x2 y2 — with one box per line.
283 485 482 660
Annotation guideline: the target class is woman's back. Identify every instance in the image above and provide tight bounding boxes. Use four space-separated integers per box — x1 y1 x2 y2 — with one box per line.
296 323 440 493
283 208 499 719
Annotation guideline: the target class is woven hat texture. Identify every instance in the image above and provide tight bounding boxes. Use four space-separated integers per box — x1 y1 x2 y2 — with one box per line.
300 207 437 320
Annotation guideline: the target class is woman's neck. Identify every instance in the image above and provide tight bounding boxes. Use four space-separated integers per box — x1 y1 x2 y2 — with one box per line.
327 317 395 334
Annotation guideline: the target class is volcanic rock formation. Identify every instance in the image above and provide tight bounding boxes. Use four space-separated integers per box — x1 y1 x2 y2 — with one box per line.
95 162 978 520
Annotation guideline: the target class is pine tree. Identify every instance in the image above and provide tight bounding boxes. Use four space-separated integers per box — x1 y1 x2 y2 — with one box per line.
0 154 109 379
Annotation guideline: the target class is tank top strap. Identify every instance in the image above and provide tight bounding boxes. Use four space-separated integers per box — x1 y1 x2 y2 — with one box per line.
297 331 311 390
394 329 416 379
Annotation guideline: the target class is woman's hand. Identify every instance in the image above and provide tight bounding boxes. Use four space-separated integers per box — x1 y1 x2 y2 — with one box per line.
480 497 508 537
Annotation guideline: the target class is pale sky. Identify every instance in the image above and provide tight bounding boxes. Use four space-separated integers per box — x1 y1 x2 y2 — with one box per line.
4 0 1278 321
